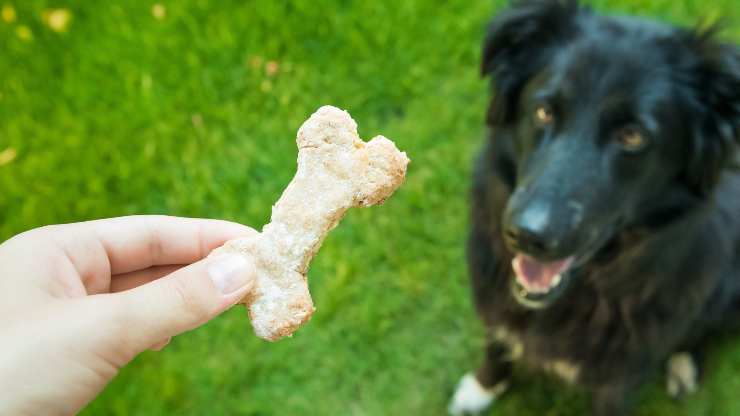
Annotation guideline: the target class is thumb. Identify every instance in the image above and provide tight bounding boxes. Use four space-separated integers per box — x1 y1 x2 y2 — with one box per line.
110 253 256 353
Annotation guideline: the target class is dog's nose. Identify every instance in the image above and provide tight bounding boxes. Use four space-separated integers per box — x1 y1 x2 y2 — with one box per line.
504 202 561 257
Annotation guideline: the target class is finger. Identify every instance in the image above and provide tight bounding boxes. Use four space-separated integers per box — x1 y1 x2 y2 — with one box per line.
17 216 258 296
107 252 256 353
0 228 92 300
149 337 172 351
87 215 258 274
110 265 184 293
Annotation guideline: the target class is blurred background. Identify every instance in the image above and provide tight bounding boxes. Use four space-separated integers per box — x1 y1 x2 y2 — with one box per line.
1 1 739 415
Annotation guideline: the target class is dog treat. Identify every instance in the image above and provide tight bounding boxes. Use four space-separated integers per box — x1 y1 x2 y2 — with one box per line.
210 105 409 341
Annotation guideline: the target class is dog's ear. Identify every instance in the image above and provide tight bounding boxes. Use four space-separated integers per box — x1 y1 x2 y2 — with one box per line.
481 0 581 125
684 30 740 194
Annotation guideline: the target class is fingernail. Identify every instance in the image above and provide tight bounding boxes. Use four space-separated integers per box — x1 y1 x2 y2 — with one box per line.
207 254 254 295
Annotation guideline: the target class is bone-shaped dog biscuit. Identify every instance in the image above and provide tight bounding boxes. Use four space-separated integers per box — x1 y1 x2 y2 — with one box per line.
210 105 409 341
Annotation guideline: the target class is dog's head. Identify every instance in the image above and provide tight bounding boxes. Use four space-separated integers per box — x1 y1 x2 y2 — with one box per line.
482 0 740 308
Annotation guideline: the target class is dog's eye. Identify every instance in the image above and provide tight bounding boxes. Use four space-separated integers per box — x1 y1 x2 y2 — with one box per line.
616 127 648 152
534 105 554 125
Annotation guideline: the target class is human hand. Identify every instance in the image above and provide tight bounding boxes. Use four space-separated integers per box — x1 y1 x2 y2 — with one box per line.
0 216 257 416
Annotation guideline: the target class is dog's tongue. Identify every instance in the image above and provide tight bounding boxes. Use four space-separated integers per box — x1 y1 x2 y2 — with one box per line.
512 254 574 293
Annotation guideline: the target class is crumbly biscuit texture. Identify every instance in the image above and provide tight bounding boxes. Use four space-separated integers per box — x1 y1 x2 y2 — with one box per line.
211 106 409 341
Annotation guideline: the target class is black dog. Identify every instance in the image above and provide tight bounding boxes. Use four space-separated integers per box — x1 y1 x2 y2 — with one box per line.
449 1 740 415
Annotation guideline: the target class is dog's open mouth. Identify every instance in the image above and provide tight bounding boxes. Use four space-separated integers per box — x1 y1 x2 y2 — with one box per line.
511 254 575 308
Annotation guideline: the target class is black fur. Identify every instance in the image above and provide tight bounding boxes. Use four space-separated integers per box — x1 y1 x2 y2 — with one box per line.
467 1 740 415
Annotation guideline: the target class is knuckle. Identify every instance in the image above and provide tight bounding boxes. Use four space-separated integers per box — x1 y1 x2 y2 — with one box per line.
169 277 210 321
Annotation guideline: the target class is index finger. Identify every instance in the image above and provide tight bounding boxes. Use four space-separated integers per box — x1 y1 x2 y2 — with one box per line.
88 215 258 274
1 215 257 298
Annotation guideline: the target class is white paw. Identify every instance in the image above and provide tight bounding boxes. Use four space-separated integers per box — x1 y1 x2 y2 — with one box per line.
448 372 507 416
666 352 698 399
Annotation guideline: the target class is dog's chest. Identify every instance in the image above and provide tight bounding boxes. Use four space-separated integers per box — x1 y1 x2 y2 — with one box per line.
493 326 581 384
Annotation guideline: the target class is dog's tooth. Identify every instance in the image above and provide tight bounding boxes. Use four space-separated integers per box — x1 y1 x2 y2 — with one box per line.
550 274 562 288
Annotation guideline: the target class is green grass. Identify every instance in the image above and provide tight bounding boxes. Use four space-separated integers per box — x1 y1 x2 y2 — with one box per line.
1 1 739 415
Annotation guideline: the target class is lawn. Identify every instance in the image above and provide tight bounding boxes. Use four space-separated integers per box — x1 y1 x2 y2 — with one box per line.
1 1 739 415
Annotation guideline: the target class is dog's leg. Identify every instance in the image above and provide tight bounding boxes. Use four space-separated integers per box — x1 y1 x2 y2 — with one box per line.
448 342 512 415
666 349 703 400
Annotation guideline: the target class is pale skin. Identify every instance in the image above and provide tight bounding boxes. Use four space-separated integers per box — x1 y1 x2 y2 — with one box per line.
0 215 258 416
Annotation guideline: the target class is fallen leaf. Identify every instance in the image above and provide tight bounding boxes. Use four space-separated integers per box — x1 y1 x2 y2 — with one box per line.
265 60 279 76
0 147 17 166
152 4 166 20
43 8 72 33
1 4 16 23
